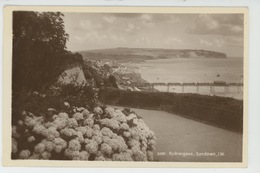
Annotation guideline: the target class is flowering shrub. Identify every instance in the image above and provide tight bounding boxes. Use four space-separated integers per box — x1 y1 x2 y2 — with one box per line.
11 103 156 161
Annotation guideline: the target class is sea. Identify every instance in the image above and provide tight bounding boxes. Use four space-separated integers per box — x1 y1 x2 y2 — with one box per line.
131 58 244 100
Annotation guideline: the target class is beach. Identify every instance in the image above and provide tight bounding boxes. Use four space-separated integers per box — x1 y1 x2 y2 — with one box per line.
131 57 243 99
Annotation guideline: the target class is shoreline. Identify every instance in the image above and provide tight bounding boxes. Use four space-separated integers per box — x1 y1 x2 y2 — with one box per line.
124 58 243 100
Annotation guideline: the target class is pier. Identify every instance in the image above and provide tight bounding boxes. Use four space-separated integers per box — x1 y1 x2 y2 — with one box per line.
132 82 243 94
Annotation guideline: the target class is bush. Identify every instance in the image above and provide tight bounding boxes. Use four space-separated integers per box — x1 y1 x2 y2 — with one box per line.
12 83 98 125
11 102 156 161
99 88 243 133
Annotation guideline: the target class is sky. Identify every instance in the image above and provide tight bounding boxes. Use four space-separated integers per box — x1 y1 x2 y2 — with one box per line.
63 13 244 57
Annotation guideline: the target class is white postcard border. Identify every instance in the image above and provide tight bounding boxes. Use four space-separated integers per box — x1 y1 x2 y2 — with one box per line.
2 6 248 168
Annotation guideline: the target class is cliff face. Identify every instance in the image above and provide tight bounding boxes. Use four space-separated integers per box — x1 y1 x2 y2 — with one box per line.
79 48 227 62
58 48 227 89
57 63 87 85
179 50 227 58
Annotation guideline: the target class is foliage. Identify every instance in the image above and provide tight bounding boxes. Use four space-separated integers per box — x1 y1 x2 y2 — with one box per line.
12 83 97 125
59 83 96 99
12 103 156 161
12 11 70 93
99 88 243 133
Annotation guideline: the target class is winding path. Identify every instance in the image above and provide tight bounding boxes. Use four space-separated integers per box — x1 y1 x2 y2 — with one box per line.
112 106 243 162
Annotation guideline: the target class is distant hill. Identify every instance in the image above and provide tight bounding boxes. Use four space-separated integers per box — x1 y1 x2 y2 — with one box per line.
78 47 227 62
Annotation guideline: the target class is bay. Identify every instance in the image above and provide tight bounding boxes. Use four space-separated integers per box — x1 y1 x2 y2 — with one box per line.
131 58 244 100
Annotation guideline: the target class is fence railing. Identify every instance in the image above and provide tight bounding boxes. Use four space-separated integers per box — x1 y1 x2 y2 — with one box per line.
127 82 243 94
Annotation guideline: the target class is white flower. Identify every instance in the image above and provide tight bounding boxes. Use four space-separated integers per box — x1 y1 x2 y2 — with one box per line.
53 145 63 153
93 129 102 137
147 150 154 161
76 131 85 144
12 138 18 153
27 136 36 143
42 140 54 152
60 128 77 138
44 127 60 140
35 116 45 124
33 124 46 136
101 127 113 138
24 114 44 128
84 140 98 154
129 128 140 141
76 107 85 112
19 150 31 159
93 124 100 131
83 118 94 128
53 137 67 149
64 102 70 108
111 133 118 139
41 151 51 160
99 118 120 130
115 136 128 152
68 139 81 151
34 143 46 153
148 139 156 146
28 152 40 159
92 135 102 145
53 117 67 130
13 102 156 161
131 146 147 161
78 151 90 160
104 107 116 118
82 109 90 118
123 131 131 138
73 112 84 121
93 106 103 115
64 149 80 160
44 122 54 129
120 123 130 131
95 155 106 161
127 139 141 149
84 126 94 138
75 126 87 135
17 120 24 126
105 138 118 152
102 136 110 143
126 113 137 121
84 138 91 145
113 110 127 123
125 149 133 157
58 112 69 119
12 126 21 138
112 153 133 161
24 116 37 128
100 143 112 156
67 118 78 128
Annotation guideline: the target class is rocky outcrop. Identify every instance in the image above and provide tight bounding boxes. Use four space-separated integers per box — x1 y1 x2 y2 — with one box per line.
57 63 87 85
181 50 227 58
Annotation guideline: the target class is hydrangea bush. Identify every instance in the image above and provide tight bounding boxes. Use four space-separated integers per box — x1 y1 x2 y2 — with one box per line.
12 103 156 161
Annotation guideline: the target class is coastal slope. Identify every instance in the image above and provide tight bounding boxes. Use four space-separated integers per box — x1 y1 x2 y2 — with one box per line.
79 47 227 62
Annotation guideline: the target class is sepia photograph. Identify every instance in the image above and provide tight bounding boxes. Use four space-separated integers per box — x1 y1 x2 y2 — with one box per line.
2 6 248 167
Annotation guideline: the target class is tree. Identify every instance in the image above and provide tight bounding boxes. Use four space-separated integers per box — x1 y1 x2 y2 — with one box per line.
12 11 70 94
108 75 119 88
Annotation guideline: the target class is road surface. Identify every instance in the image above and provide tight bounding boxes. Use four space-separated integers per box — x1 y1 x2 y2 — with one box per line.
111 106 243 162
